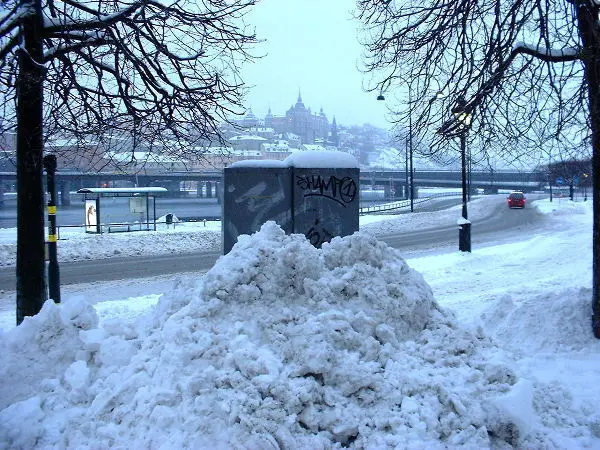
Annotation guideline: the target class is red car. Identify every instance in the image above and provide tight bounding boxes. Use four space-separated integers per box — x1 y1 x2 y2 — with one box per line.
507 191 526 208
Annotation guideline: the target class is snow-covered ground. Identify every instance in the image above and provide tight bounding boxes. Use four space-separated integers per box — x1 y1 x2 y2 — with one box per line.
0 196 598 449
0 194 509 266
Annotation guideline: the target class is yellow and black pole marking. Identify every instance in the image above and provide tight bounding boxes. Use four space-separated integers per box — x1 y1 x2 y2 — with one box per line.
43 154 61 303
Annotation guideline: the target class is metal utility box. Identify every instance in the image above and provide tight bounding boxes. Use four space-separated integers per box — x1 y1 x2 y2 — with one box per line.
222 165 293 254
222 153 360 253
292 167 359 247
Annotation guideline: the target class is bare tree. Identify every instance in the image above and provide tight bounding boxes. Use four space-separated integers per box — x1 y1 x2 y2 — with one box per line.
0 0 258 324
356 0 600 337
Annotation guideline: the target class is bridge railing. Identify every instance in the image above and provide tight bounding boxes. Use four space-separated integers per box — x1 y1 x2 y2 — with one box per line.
359 191 463 215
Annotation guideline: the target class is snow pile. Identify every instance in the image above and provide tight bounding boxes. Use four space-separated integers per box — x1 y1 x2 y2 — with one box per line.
480 288 594 354
0 299 98 412
0 222 574 448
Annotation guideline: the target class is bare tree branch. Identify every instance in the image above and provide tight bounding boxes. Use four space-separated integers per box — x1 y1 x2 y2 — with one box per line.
357 0 600 337
0 0 259 166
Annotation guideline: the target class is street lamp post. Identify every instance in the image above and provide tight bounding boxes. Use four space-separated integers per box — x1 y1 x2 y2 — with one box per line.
458 131 471 252
451 96 472 253
405 138 409 200
408 96 414 212
378 90 414 211
467 146 472 201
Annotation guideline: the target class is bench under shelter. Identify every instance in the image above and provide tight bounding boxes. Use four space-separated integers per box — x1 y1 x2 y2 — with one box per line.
76 187 168 233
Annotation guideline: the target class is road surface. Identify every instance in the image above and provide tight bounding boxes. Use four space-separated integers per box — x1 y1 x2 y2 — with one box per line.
0 197 545 290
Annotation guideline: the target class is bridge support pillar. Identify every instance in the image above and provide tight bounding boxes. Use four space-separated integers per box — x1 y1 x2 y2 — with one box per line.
392 181 403 200
413 187 419 199
487 187 499 194
383 184 392 201
216 182 222 204
166 181 181 197
0 183 4 209
196 181 203 198
59 180 71 206
208 181 216 198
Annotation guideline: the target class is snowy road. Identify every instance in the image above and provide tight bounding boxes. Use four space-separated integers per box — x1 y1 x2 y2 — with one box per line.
0 196 545 288
379 196 546 252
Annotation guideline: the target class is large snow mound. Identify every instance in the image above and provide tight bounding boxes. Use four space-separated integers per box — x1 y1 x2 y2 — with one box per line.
0 222 565 448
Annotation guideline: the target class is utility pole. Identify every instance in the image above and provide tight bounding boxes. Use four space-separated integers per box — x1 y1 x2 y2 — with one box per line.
16 0 47 324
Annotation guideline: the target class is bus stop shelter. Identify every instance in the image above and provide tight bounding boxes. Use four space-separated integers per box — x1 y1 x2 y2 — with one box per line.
76 187 167 233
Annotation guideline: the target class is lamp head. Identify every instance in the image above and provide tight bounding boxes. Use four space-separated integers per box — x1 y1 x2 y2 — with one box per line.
451 96 472 127
451 95 467 114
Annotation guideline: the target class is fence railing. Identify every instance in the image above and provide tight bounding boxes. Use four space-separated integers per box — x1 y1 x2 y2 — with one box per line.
359 191 462 215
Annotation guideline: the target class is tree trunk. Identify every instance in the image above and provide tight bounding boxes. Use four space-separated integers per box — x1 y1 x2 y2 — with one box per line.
16 3 46 325
575 2 600 338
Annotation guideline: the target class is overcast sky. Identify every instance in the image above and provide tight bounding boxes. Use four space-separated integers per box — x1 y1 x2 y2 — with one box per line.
241 0 391 130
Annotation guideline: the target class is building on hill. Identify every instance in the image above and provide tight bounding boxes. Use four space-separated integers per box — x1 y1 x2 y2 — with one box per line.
239 108 261 128
261 92 331 145
285 92 329 144
228 135 268 152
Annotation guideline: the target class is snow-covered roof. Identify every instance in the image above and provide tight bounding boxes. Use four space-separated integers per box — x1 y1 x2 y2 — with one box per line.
248 127 274 133
284 151 359 168
301 144 327 152
229 135 268 142
194 146 233 155
226 151 358 169
47 137 100 147
105 152 185 164
229 160 287 168
285 133 300 141
77 187 168 194
263 141 290 152
233 150 261 157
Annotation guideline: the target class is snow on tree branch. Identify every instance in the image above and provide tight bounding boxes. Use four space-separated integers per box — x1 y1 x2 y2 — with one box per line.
513 41 583 62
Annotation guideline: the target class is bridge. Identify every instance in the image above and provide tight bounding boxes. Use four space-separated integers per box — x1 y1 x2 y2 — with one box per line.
362 169 544 198
0 166 545 208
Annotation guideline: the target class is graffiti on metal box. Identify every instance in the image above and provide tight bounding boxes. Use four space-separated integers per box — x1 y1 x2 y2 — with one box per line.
305 218 334 248
295 175 357 207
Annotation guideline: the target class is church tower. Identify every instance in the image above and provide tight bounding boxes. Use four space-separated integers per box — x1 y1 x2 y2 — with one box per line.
265 106 273 128
330 116 339 147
